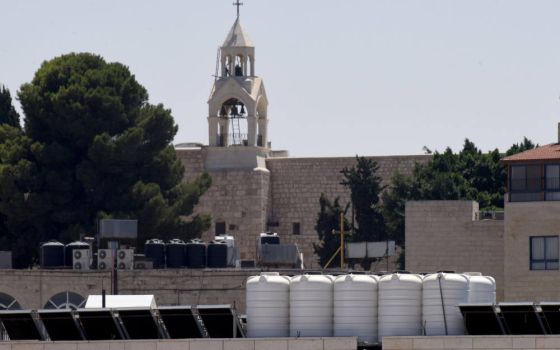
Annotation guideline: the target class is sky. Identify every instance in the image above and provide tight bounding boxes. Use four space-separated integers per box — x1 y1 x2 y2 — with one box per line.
2 0 560 157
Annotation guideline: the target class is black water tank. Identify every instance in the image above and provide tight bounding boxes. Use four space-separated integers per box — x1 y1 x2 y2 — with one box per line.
186 240 206 268
207 241 228 268
166 239 187 268
64 241 90 267
260 233 280 245
40 241 65 268
145 239 166 268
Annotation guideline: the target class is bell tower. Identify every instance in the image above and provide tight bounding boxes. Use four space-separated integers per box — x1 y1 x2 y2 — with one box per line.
207 7 269 149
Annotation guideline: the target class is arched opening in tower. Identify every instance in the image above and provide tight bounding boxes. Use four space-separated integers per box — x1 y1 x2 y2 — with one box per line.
219 98 248 146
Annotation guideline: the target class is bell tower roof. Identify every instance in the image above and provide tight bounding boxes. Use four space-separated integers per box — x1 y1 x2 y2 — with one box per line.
222 18 253 48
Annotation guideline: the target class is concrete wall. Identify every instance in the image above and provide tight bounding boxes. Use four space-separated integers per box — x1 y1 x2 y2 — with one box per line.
405 201 505 300
0 337 357 350
0 269 255 311
504 201 560 301
383 335 560 350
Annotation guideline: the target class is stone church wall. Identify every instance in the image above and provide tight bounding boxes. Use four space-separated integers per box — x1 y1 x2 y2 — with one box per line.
266 155 430 268
176 148 430 266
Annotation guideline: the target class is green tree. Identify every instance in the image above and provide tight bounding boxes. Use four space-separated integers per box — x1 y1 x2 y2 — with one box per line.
1 53 210 266
506 137 535 156
313 194 350 268
0 85 20 128
341 156 386 242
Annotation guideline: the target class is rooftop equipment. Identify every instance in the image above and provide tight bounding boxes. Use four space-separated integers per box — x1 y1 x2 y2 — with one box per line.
186 240 206 268
144 239 165 268
64 241 90 268
290 274 334 337
334 274 379 343
246 272 290 337
207 240 228 268
166 239 187 268
40 241 65 269
37 309 84 341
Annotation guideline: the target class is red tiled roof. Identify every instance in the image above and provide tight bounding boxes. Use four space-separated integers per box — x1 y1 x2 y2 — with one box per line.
502 143 560 162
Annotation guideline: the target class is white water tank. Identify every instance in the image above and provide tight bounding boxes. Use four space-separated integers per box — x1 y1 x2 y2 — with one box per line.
246 272 290 337
466 274 496 303
378 273 422 341
334 274 379 343
422 272 469 336
290 274 334 337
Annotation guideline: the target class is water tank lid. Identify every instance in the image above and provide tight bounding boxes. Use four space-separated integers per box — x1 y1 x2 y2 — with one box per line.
145 238 164 244
168 239 185 244
259 232 278 237
260 272 280 276
43 241 64 246
463 272 483 276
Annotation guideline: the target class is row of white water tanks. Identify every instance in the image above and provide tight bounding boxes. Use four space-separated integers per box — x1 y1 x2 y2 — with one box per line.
246 272 495 343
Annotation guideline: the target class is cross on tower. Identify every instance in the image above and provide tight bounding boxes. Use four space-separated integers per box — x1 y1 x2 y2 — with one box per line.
233 0 243 18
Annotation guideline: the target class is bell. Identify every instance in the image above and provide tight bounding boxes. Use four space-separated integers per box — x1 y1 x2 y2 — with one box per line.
240 105 246 115
231 106 239 116
220 106 227 116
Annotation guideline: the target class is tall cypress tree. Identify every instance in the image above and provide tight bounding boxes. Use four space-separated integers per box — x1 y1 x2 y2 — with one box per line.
0 85 20 128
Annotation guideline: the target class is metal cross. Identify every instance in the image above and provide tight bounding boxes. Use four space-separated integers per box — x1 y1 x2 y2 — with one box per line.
233 0 243 18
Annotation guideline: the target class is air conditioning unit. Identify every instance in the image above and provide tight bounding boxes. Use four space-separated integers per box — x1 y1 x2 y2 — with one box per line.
73 249 91 270
116 249 134 270
133 261 153 270
97 249 114 270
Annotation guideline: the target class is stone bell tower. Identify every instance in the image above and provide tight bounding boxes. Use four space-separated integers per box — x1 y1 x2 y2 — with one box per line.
207 14 269 150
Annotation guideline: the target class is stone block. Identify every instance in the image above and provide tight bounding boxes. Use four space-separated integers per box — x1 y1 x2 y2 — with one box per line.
223 340 255 350
124 341 157 350
513 337 536 349
473 336 513 349
254 339 288 350
412 337 445 349
45 343 78 350
536 336 560 348
323 337 357 350
156 340 189 350
287 339 323 350
189 340 223 350
443 336 473 349
77 342 111 350
11 343 44 350
382 337 413 350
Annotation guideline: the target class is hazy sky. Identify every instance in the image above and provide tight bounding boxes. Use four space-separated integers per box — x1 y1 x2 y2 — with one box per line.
2 1 560 157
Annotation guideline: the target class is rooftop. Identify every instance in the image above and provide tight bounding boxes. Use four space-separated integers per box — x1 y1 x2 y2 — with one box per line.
502 143 560 162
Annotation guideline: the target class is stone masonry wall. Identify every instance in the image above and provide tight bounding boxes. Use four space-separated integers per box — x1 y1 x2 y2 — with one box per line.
405 201 505 300
266 155 430 268
504 200 560 301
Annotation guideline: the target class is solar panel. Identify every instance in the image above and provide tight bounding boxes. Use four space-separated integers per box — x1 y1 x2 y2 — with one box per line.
38 309 84 341
458 303 505 335
117 308 163 339
498 302 546 335
77 309 124 340
158 306 203 339
0 310 43 340
197 305 244 338
538 302 560 334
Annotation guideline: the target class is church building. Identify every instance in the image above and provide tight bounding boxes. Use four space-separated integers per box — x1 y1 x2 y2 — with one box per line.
175 12 429 267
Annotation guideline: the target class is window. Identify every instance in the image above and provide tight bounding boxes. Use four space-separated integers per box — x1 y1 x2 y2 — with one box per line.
510 165 541 202
530 236 559 270
545 164 560 200
292 222 300 235
215 222 226 236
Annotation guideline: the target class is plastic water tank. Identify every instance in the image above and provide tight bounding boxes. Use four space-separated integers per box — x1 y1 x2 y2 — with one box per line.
334 274 379 343
378 273 423 341
422 272 469 336
40 241 65 268
466 273 496 303
186 240 206 268
246 272 290 337
166 239 187 268
215 235 236 266
259 232 280 245
207 241 228 268
145 239 165 268
290 274 334 337
64 241 90 267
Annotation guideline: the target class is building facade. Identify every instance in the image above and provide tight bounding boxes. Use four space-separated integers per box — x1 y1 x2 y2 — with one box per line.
406 125 560 301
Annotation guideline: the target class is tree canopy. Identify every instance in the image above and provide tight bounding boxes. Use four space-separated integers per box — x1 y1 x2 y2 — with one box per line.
0 85 20 128
0 53 211 267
